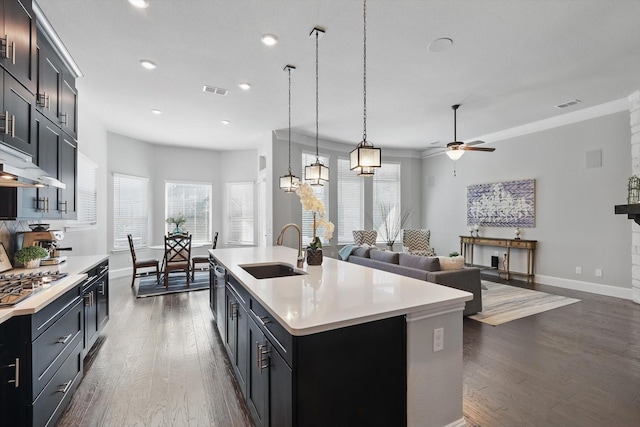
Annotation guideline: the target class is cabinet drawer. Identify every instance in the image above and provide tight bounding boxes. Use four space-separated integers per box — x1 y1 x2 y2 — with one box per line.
31 285 81 339
32 343 82 427
32 299 82 400
227 274 250 307
249 299 293 367
510 240 534 248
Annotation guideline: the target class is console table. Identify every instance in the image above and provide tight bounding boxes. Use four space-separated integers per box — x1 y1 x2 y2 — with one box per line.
460 236 537 281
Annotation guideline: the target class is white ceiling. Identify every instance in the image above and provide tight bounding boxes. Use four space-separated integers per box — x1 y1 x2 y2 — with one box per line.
37 0 640 152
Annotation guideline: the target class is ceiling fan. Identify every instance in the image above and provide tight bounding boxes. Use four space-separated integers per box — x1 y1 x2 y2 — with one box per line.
444 104 495 161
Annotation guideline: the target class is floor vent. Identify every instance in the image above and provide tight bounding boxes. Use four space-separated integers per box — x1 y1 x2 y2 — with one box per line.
203 85 229 96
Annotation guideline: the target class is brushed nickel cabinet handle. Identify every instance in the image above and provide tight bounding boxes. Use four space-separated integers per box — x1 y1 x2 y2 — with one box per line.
258 343 270 374
257 316 271 326
2 111 8 134
57 334 72 344
99 281 106 295
60 112 68 126
84 293 91 306
59 200 68 213
7 358 19 388
10 41 14 64
57 380 72 394
10 114 14 138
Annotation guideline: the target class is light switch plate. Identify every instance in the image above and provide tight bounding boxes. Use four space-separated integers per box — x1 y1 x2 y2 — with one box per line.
433 328 444 352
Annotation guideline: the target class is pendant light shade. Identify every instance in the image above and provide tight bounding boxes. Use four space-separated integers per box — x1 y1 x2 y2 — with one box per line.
279 65 300 193
305 27 329 186
350 0 381 176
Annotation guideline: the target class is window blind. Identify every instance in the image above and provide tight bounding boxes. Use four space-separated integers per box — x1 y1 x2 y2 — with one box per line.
165 182 212 243
337 158 364 244
301 152 330 246
68 152 97 227
373 162 401 243
227 182 254 245
113 173 148 250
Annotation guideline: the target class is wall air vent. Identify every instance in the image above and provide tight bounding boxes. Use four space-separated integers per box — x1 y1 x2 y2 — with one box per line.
203 85 229 96
555 99 581 109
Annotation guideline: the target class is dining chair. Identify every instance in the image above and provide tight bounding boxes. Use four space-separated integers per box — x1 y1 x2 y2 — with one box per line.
127 234 160 287
191 231 218 280
163 233 192 289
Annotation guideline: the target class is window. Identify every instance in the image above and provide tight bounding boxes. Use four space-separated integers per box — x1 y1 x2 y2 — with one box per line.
373 162 401 243
227 182 254 245
165 181 212 243
113 173 148 250
337 158 364 244
302 152 330 245
67 152 97 228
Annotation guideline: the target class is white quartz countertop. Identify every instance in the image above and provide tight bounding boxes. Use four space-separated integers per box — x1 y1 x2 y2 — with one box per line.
211 247 472 336
0 254 109 324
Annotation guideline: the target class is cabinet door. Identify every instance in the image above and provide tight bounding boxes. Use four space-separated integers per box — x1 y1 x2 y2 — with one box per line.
2 0 37 94
268 344 292 427
2 71 36 157
0 317 26 427
35 112 61 218
36 30 61 124
96 268 109 330
247 318 268 427
60 71 77 139
83 284 98 356
58 134 76 218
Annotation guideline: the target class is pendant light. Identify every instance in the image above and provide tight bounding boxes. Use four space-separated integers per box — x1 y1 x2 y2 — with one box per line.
279 65 300 192
305 27 330 186
350 0 381 176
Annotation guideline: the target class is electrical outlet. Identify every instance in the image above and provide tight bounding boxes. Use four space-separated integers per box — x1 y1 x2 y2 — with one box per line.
494 251 499 257
576 266 582 275
595 268 603 277
433 328 444 352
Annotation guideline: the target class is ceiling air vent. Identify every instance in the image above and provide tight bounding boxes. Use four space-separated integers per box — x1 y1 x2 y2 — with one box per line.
203 85 229 96
555 99 581 109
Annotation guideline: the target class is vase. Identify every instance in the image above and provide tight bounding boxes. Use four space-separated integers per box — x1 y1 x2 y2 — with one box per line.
306 248 323 266
172 225 184 235
25 259 41 269
386 244 394 252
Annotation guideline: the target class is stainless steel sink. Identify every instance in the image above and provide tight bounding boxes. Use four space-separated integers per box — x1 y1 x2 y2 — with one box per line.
240 262 307 280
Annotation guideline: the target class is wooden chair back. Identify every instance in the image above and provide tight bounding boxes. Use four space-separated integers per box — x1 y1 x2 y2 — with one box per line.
127 234 138 263
164 234 192 265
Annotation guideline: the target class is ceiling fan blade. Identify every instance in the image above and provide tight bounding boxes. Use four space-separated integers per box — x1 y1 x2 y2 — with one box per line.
465 140 485 146
461 146 495 152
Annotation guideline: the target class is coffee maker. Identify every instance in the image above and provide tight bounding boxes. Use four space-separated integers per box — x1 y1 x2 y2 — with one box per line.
15 226 72 265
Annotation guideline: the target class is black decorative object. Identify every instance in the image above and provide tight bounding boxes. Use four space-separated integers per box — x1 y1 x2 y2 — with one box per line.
306 248 323 266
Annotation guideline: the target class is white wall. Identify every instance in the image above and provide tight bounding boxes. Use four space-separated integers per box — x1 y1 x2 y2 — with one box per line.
423 110 632 298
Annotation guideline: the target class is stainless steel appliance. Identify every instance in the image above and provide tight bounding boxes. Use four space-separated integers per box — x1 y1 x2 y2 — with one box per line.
0 270 69 306
15 226 72 265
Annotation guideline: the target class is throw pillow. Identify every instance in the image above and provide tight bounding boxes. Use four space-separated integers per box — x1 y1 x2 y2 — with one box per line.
353 230 377 246
352 246 372 258
399 253 441 271
370 250 400 264
437 256 465 271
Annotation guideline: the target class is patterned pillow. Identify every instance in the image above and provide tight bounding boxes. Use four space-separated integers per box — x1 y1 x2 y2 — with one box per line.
402 229 436 256
353 230 377 246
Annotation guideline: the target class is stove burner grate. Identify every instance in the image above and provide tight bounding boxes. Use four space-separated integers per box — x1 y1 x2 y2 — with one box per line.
0 271 69 307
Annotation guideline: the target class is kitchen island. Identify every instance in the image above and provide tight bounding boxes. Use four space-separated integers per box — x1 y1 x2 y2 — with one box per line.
210 246 472 427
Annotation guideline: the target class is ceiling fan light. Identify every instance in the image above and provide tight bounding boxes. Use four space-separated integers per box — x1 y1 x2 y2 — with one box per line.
350 142 381 172
279 173 300 192
446 149 465 161
305 161 330 186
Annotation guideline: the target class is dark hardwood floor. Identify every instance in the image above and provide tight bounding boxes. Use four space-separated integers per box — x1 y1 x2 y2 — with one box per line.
56 274 640 427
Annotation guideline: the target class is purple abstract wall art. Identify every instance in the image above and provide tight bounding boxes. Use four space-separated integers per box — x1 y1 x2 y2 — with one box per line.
467 179 535 227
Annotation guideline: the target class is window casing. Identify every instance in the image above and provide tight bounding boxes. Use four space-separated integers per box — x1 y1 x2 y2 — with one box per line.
372 162 401 243
165 181 212 243
337 158 364 244
302 152 330 246
67 152 97 228
227 182 254 245
113 173 148 250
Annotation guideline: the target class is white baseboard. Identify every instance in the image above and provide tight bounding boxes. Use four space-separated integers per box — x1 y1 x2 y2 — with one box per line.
110 267 132 279
534 274 634 301
443 418 466 427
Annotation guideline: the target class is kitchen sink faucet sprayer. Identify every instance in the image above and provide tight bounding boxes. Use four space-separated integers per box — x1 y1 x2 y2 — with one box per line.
276 223 304 268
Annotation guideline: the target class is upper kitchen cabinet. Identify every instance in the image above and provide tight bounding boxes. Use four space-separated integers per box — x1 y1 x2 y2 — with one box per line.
0 0 37 95
1 70 36 157
36 26 77 140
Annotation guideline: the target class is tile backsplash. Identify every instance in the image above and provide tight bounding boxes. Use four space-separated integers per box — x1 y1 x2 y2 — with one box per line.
0 220 32 260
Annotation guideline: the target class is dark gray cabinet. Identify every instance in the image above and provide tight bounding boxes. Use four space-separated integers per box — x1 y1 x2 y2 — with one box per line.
1 69 36 156
215 269 407 427
0 0 37 94
82 260 109 358
0 316 26 427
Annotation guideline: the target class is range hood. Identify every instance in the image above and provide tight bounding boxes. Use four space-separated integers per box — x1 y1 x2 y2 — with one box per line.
0 144 66 189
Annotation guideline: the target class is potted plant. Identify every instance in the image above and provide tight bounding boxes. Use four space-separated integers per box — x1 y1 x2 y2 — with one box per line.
295 183 334 265
15 246 49 269
377 202 412 251
166 213 187 234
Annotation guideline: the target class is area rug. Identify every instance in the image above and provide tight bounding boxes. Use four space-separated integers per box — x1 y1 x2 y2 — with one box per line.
136 270 209 298
468 281 580 326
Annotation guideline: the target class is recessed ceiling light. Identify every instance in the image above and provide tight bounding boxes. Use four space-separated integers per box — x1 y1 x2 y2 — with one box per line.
139 60 157 70
261 34 278 46
428 37 453 52
151 109 162 115
129 0 149 9
238 82 251 91
221 120 231 125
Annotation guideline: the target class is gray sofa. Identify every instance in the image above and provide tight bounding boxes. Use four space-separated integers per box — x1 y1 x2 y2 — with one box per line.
347 247 482 315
